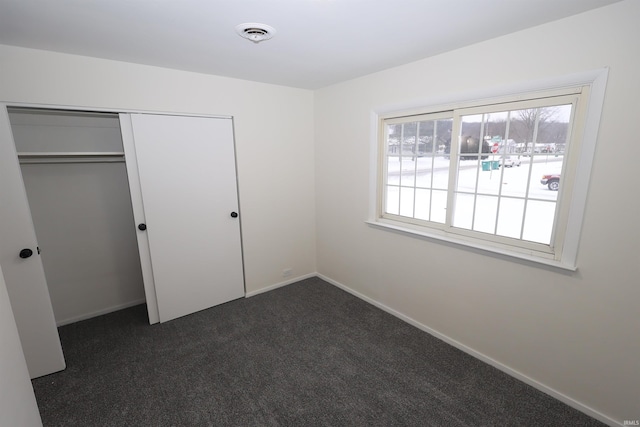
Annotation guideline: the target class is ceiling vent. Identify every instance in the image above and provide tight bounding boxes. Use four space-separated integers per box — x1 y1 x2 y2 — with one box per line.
235 23 276 43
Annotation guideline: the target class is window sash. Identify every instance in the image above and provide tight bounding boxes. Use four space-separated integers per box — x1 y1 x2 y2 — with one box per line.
379 90 585 260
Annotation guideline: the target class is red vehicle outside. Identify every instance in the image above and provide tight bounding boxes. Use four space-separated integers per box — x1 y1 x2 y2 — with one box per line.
541 174 560 191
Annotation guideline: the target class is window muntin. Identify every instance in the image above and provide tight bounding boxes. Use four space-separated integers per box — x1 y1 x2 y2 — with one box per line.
384 114 453 224
380 92 581 259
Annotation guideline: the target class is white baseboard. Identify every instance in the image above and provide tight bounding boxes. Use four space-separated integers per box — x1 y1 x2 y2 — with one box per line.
316 273 621 427
244 272 317 298
55 298 146 327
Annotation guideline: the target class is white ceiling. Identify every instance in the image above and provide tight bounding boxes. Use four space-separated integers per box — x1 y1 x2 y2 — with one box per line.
0 0 621 89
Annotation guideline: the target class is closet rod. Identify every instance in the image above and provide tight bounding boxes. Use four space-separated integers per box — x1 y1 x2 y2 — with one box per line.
17 151 125 164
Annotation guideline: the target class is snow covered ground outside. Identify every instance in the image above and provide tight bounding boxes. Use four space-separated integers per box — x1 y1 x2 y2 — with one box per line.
384 154 565 244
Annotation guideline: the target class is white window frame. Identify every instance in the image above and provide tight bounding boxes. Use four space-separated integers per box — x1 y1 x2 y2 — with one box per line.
367 69 608 271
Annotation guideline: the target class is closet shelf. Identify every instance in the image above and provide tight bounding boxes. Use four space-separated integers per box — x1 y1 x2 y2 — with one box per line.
17 151 125 164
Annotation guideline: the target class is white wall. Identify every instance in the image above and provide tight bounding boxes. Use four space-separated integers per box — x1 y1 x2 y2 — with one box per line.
0 265 42 427
314 1 639 425
0 44 317 294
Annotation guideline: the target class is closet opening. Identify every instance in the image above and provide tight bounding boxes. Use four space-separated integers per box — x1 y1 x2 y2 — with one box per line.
8 107 147 326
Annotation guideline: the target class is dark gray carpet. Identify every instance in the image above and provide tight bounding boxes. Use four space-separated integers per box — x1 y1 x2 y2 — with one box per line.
32 277 604 426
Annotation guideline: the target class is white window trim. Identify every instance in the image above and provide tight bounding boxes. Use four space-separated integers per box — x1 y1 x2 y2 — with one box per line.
367 68 608 271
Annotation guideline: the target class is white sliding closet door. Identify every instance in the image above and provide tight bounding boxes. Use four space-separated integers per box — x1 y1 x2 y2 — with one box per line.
0 106 65 378
124 114 244 323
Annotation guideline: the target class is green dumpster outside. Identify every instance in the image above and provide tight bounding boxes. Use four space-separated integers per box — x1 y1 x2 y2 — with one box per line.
481 161 491 171
491 160 500 170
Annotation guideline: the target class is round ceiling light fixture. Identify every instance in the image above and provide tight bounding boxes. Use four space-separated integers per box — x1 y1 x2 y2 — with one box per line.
235 23 276 43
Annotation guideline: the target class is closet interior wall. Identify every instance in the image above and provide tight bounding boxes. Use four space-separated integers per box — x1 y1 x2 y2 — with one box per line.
8 108 146 326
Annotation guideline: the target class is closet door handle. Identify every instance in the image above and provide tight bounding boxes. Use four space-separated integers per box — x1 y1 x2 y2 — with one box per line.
138 223 147 231
19 248 33 259
230 212 238 218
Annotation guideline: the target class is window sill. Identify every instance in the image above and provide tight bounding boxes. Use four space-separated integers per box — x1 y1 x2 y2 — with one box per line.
365 219 577 272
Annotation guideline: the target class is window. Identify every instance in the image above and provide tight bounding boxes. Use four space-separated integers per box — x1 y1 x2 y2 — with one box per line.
371 71 607 270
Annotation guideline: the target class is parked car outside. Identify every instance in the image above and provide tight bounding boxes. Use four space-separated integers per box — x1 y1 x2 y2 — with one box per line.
541 174 560 191
499 156 521 167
